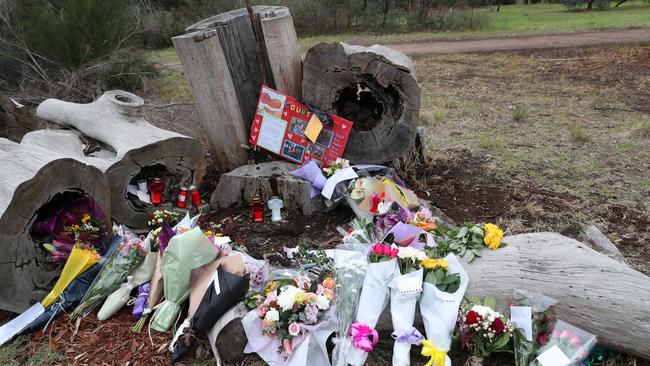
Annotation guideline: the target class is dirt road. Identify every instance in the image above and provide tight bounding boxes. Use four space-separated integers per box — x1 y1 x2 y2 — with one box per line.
365 28 650 55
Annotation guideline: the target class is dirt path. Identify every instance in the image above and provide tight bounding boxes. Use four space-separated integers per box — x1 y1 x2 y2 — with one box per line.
366 28 650 55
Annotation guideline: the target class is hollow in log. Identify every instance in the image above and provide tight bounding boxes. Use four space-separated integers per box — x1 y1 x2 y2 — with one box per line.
302 42 421 164
0 130 111 312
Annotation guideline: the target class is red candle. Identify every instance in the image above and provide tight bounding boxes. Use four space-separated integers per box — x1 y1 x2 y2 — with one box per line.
250 196 265 223
189 185 200 206
177 186 188 208
149 178 165 205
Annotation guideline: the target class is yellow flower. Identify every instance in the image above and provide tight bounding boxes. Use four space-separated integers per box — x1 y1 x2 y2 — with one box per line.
421 340 447 366
483 223 504 250
421 258 449 271
204 230 214 237
264 281 278 296
295 292 306 305
81 214 91 223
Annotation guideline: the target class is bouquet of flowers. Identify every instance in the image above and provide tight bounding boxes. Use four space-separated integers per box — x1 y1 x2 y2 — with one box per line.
531 320 597 366
70 229 146 319
323 157 350 177
331 248 368 366
374 206 412 239
242 273 337 365
337 218 376 246
429 223 505 262
418 254 469 366
407 210 437 232
41 244 100 308
390 246 427 366
511 289 557 366
346 243 398 366
457 296 515 365
147 208 183 230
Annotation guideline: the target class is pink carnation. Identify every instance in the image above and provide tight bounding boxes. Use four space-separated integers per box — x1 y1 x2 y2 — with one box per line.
288 322 301 337
256 304 268 318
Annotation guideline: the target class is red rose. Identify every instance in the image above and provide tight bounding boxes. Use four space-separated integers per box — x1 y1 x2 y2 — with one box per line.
491 318 505 334
537 333 549 346
464 311 482 325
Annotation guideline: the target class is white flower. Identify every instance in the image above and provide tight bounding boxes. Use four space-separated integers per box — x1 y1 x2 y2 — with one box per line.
264 308 279 322
315 294 330 310
277 285 304 311
472 305 496 318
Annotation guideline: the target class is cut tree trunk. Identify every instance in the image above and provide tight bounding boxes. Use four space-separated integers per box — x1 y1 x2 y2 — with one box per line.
302 42 421 164
176 6 302 172
35 90 205 228
0 129 111 313
211 232 650 362
0 94 45 142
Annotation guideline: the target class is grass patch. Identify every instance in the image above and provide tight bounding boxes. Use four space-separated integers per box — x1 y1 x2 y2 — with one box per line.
511 106 527 123
569 125 592 143
147 69 193 103
636 120 650 138
0 336 61 366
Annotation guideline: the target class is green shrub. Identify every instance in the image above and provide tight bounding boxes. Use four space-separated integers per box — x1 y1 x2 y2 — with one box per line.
414 8 492 31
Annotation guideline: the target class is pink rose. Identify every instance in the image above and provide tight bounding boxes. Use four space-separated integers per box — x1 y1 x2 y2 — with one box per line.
288 322 301 337
283 339 293 355
569 335 581 346
256 304 268 318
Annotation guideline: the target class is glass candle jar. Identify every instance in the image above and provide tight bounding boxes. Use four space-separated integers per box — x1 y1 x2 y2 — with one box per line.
149 177 165 205
250 195 265 223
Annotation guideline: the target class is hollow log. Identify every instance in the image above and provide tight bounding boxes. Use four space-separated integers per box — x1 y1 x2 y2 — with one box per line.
302 42 421 164
35 90 205 228
211 232 650 362
176 6 302 171
0 130 111 313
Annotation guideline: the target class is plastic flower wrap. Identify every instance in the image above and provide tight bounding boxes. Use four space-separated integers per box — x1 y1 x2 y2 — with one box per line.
511 289 558 366
418 254 469 366
150 227 219 332
41 245 100 308
331 247 368 366
70 228 146 319
242 271 337 365
531 320 597 366
337 218 376 246
457 296 515 365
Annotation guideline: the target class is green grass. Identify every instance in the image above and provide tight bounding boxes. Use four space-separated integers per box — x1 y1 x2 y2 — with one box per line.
0 336 61 366
300 2 650 48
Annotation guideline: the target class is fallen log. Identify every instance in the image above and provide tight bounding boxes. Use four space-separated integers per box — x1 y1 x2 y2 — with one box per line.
35 90 206 228
175 6 302 172
211 232 650 362
0 130 111 313
302 42 421 164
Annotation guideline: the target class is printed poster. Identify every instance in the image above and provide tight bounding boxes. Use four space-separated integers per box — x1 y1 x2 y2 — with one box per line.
249 86 353 168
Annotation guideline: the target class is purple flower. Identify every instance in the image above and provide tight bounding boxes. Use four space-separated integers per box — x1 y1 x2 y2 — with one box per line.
375 212 401 238
303 304 319 324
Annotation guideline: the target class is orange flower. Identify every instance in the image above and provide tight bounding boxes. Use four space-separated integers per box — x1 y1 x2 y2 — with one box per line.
322 277 336 290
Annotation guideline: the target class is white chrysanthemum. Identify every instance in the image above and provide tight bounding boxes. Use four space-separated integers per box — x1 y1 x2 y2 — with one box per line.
277 286 304 311
315 294 330 310
472 305 496 318
264 308 279 322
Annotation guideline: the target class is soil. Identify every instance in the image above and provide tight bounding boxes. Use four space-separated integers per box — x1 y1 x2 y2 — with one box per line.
368 28 650 55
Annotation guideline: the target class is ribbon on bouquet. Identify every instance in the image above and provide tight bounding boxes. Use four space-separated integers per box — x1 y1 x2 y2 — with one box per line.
421 340 447 366
349 322 379 352
391 327 424 345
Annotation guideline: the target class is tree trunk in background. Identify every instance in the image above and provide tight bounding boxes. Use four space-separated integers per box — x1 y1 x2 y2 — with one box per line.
382 0 391 28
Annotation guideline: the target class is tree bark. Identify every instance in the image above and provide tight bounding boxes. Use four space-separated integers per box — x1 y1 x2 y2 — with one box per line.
0 129 111 312
36 90 206 228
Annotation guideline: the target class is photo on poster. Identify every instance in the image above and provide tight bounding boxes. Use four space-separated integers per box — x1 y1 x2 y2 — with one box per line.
281 140 305 163
289 116 308 135
315 129 334 148
306 142 325 159
257 114 287 154
258 88 286 119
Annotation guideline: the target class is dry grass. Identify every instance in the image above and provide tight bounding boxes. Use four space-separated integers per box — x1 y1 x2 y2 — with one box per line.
569 124 592 143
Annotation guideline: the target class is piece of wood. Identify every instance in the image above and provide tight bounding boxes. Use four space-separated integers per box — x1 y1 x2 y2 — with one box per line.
210 161 323 216
0 94 45 142
584 225 627 264
180 6 303 164
35 90 205 228
0 129 111 312
302 42 421 164
212 232 650 361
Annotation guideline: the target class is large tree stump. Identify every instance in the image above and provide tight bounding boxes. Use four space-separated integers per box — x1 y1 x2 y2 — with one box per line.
175 6 302 172
0 130 111 312
210 161 323 216
35 90 205 228
212 232 650 361
302 42 421 164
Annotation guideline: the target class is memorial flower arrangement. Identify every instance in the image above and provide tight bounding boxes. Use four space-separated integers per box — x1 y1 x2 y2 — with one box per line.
369 243 399 262
252 275 335 358
322 157 350 177
147 209 183 230
429 222 505 262
511 290 557 366
458 296 515 365
530 320 597 366
61 210 103 243
421 257 461 293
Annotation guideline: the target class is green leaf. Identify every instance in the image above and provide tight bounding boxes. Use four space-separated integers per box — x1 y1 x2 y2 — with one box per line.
466 251 475 262
456 226 469 238
483 296 497 310
470 225 484 236
472 248 483 257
